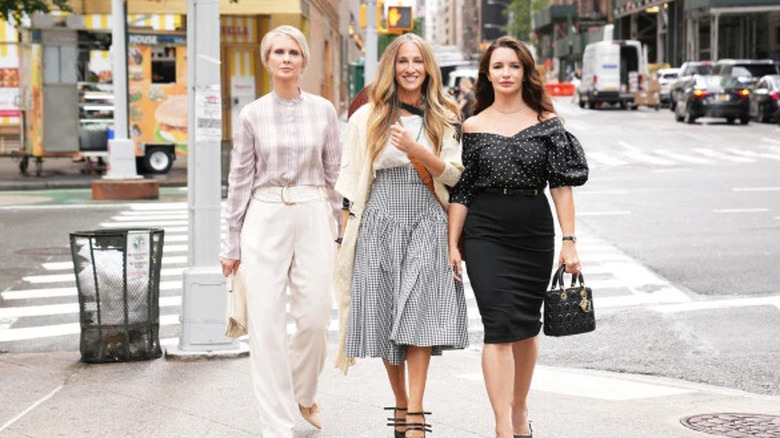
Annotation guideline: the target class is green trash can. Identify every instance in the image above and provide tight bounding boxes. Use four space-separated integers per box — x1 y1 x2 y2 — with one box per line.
69 228 165 363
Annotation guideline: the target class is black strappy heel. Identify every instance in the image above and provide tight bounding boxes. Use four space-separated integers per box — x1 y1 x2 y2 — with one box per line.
404 411 432 437
384 406 408 438
514 421 533 438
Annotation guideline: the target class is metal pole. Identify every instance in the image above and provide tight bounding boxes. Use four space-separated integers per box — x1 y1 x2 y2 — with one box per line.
365 0 378 83
175 0 240 354
104 0 139 180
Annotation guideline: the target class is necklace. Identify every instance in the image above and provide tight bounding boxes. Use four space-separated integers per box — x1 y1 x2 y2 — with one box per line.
493 105 525 114
397 115 424 142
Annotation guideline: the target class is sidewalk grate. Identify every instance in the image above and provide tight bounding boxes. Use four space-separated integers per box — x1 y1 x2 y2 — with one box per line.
680 413 780 437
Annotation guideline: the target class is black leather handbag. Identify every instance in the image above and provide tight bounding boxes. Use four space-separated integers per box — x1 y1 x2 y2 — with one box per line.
543 265 596 336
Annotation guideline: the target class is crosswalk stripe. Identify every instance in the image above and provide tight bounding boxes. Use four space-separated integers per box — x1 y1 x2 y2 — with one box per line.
110 214 189 220
622 150 676 165
23 267 186 284
694 148 755 163
586 151 627 166
0 314 180 343
43 256 188 271
725 148 780 162
0 296 182 319
1 281 184 300
654 149 713 164
761 137 780 146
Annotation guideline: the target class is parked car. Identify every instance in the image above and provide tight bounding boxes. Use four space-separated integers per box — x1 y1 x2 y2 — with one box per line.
715 59 780 88
673 74 751 125
669 61 715 111
656 67 680 106
578 39 648 109
748 74 780 123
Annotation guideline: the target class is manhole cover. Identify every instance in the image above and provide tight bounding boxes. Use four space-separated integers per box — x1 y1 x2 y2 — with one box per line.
14 247 71 257
681 413 780 437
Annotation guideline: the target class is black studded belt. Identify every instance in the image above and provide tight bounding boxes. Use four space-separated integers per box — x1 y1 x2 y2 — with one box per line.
482 187 540 196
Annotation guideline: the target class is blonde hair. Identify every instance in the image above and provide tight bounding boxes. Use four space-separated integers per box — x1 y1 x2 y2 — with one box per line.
260 25 310 71
366 33 459 164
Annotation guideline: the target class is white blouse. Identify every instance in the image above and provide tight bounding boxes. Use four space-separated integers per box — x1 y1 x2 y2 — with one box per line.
373 115 433 170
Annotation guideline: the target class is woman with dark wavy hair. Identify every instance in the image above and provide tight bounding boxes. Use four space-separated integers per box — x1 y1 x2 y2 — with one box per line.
448 36 589 438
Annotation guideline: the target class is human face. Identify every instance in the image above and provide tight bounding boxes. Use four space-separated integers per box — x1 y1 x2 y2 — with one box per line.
487 47 524 95
394 42 426 95
266 36 304 81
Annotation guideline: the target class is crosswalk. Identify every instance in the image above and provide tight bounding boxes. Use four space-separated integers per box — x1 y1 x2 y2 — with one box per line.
586 142 780 169
0 201 720 349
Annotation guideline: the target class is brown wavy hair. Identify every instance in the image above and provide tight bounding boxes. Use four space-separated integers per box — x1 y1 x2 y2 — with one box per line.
366 33 459 164
473 36 554 120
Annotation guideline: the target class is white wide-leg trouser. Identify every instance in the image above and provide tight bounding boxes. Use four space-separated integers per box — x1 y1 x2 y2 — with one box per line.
240 186 335 438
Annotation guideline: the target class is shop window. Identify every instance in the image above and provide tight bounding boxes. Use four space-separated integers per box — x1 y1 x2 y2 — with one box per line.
151 46 176 84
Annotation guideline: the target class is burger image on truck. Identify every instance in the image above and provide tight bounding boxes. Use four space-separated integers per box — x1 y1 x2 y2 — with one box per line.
155 95 187 147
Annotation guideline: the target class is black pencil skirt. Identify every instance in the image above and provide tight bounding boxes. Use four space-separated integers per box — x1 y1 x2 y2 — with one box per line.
463 191 555 344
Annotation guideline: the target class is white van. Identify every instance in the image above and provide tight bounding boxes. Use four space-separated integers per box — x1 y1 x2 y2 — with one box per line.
578 40 648 109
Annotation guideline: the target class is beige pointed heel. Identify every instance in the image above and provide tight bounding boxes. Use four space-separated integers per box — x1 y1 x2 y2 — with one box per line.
299 403 322 429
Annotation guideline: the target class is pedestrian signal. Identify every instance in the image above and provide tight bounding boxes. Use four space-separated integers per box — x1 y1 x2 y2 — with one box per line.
387 6 413 32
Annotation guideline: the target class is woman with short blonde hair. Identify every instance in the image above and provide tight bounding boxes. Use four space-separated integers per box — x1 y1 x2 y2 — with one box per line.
335 33 468 438
221 25 340 438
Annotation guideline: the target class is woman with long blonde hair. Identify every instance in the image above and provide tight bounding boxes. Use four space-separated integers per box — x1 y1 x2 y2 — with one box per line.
334 33 468 438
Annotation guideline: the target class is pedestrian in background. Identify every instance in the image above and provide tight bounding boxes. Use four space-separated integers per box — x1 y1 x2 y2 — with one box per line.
334 33 468 438
448 36 589 438
219 25 341 438
458 76 476 121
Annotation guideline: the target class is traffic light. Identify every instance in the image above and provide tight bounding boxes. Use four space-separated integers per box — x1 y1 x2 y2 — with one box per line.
386 5 413 32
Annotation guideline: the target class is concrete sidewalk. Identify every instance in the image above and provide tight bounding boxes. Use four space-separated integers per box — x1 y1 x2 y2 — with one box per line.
2 343 779 438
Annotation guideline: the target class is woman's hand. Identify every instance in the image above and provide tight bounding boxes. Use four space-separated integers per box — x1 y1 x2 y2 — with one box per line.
558 241 581 275
389 123 420 155
220 258 240 277
449 246 464 283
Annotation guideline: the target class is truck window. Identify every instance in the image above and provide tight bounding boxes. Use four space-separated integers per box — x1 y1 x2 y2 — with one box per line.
151 46 176 84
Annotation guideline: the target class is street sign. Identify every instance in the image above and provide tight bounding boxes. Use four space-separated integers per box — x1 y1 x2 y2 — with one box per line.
387 6 413 32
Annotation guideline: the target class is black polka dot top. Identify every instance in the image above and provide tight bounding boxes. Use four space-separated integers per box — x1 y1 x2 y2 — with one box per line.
449 117 588 207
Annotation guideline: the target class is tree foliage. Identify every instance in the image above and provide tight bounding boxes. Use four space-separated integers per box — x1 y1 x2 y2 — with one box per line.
504 0 549 42
1 0 73 25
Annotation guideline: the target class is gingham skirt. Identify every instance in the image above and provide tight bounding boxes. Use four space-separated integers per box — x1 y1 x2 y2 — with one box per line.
345 166 469 365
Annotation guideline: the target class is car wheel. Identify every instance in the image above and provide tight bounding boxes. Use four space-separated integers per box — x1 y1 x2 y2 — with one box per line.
740 117 749 125
142 148 174 174
726 117 735 124
578 95 585 108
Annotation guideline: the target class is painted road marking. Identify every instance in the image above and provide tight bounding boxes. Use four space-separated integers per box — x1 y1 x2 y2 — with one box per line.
23 267 186 284
726 148 780 162
622 150 676 166
43 255 188 271
578 211 631 216
762 137 780 146
577 190 628 195
586 152 627 167
0 314 180 343
1 281 183 300
0 296 182 319
654 149 713 164
695 148 755 163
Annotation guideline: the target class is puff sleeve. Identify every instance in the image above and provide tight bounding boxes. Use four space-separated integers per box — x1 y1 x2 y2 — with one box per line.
448 135 478 207
546 128 589 188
